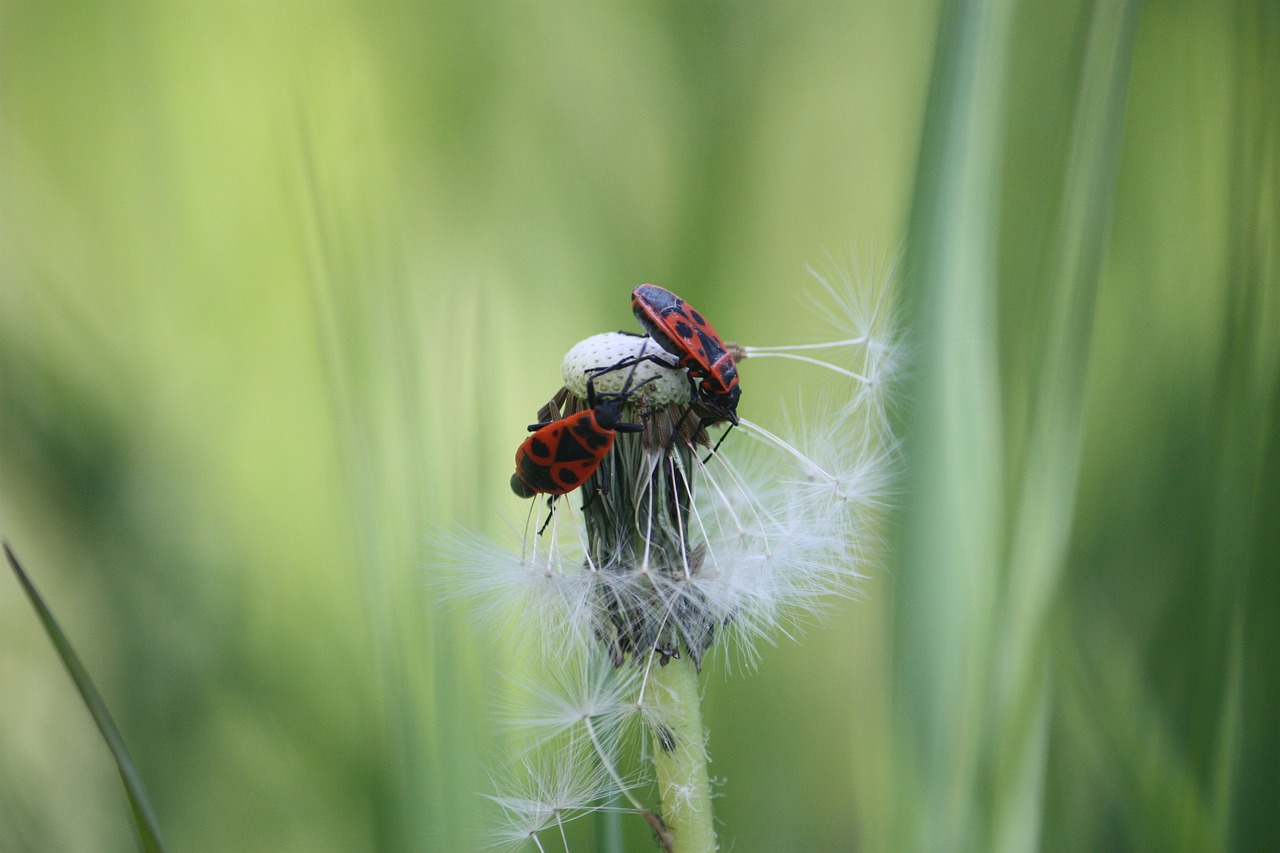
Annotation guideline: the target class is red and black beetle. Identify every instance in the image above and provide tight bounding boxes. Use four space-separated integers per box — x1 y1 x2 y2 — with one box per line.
631 284 740 426
511 364 652 500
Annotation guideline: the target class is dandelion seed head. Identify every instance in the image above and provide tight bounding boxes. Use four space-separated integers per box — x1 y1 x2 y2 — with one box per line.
444 267 903 847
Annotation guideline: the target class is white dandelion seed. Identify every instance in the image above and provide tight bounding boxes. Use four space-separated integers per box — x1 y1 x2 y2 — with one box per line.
740 253 903 429
502 654 645 750
484 741 624 852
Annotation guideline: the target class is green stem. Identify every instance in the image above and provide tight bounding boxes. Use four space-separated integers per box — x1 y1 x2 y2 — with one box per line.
649 654 716 853
593 801 625 853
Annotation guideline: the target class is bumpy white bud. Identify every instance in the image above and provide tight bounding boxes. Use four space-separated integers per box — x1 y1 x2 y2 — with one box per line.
561 332 691 405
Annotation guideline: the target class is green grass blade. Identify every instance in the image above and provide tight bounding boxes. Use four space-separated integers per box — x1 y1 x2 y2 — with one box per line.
893 1 1017 850
993 3 1140 850
1003 0 1139 654
1058 616 1222 853
4 543 168 853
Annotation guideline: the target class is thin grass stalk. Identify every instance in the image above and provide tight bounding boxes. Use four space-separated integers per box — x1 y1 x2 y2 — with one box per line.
293 124 478 851
991 3 1140 851
1210 2 1280 846
1056 620 1223 852
4 544 167 853
893 0 1016 850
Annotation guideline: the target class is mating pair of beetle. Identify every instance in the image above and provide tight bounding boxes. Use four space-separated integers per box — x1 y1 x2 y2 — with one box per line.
511 284 742 501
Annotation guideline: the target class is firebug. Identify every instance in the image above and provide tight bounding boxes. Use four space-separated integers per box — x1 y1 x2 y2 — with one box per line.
631 284 741 426
511 361 653 501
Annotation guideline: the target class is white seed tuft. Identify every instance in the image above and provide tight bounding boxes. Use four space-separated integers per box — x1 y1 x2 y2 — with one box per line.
561 332 691 405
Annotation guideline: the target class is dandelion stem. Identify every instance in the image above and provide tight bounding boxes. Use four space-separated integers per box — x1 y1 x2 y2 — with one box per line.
649 654 716 853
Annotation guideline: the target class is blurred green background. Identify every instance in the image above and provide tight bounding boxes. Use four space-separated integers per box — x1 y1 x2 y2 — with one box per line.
2 1 1276 852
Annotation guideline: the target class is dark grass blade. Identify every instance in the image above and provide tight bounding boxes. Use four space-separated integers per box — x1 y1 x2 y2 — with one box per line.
4 542 168 853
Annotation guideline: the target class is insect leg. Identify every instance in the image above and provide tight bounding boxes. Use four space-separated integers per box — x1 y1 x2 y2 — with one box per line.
700 421 735 464
537 496 558 536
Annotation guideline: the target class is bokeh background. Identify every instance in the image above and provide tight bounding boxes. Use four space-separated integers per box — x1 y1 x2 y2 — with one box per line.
2 2 1276 852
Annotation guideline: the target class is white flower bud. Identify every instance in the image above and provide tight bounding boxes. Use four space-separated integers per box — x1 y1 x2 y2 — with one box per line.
560 331 691 405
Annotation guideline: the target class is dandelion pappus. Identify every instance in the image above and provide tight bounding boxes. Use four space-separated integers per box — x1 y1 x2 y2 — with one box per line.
631 284 741 427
